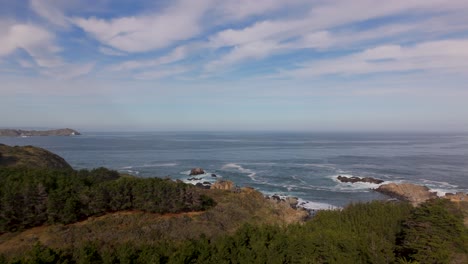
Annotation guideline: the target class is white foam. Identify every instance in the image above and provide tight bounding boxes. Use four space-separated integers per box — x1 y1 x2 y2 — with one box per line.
180 170 192 175
291 175 307 184
120 169 140 175
222 163 257 181
431 189 451 197
297 198 340 210
297 163 336 169
142 163 177 167
263 193 340 211
421 179 458 188
181 169 221 186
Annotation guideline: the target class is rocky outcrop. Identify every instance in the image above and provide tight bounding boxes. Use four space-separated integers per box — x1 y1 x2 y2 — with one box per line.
0 144 72 170
375 183 437 206
195 183 211 189
337 175 384 184
211 180 234 190
0 128 81 137
444 192 468 203
189 168 205 176
267 195 299 209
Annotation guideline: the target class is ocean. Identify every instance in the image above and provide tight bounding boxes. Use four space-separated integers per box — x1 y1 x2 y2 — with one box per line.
1 132 467 209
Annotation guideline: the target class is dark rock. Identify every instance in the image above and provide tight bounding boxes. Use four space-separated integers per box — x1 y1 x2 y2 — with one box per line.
190 168 205 175
202 181 211 185
271 195 281 202
195 183 210 189
187 177 201 181
211 174 217 177
337 175 384 184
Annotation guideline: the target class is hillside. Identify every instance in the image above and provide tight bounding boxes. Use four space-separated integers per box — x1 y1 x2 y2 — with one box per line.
0 144 72 169
0 146 466 263
0 128 80 137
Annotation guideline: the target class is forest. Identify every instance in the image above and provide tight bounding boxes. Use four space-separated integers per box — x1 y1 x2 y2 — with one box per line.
0 167 467 263
0 167 214 233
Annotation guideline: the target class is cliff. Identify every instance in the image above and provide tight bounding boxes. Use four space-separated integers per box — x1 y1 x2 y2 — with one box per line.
0 144 72 169
0 128 80 137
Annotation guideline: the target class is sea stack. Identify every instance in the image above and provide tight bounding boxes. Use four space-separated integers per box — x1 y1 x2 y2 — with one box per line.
190 167 205 175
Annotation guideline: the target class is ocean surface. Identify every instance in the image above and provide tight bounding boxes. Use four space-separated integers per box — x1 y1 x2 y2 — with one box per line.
1 132 467 209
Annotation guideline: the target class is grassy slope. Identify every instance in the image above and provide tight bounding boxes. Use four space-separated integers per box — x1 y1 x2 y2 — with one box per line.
0 187 307 258
0 144 71 169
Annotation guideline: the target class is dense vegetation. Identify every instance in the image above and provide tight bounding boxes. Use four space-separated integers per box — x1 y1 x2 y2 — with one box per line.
0 162 466 263
0 167 215 233
1 198 466 263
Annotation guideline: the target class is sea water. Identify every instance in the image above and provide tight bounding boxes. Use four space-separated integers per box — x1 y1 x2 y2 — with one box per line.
1 132 467 209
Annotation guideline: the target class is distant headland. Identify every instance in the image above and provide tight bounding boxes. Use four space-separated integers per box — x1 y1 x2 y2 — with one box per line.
0 128 80 137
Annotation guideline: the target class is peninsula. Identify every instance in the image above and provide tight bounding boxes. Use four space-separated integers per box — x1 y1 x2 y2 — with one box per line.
0 128 80 137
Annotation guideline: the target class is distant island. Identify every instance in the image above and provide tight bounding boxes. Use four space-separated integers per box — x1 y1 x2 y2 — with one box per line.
0 128 80 137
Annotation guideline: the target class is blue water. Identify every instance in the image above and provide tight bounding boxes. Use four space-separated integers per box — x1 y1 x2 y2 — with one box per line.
1 132 467 209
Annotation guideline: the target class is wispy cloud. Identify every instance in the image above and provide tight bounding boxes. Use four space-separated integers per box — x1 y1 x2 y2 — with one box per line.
0 21 61 67
30 0 70 28
109 45 189 71
99 46 127 56
72 0 211 52
41 62 95 79
201 0 468 72
285 39 468 77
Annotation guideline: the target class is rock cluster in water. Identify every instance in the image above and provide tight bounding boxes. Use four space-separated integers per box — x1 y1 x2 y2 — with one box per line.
337 175 384 184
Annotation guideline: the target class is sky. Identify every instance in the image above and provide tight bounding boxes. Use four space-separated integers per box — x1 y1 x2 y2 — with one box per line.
1 0 468 132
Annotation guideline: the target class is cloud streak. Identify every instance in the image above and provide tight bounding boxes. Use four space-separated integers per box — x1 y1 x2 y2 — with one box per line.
72 0 211 52
286 39 468 77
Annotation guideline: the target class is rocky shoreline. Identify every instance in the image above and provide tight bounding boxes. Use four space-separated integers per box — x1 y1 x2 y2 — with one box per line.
337 175 467 206
183 168 467 213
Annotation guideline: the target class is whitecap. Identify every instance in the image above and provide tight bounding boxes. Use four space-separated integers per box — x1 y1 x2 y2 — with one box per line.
421 179 458 188
296 163 336 169
141 163 177 167
119 169 140 175
297 198 340 211
221 163 257 181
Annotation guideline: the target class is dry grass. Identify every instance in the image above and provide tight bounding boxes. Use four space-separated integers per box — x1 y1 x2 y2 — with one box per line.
0 187 307 258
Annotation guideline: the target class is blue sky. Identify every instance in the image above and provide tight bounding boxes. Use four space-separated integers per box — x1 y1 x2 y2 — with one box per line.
1 0 468 131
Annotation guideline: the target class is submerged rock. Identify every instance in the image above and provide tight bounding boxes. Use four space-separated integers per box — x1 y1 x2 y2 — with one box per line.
190 168 205 176
337 175 384 184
